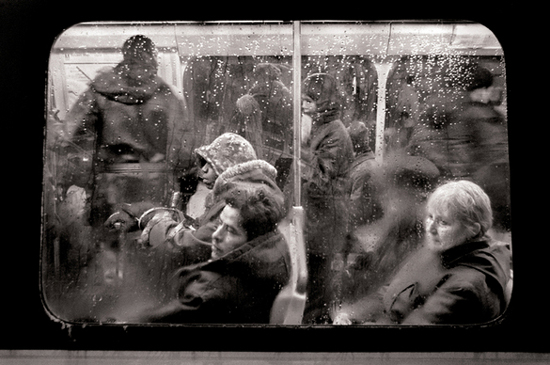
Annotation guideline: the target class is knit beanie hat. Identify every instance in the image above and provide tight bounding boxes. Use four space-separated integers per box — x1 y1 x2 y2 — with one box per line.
194 133 257 177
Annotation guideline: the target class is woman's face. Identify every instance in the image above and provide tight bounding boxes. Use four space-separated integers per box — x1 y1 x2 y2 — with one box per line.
301 94 317 115
425 203 477 249
199 162 218 189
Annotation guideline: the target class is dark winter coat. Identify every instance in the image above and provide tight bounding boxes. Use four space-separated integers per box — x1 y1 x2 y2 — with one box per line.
301 110 355 255
466 101 510 230
381 239 511 325
65 63 193 169
230 67 293 164
407 95 508 182
62 62 194 224
347 150 380 230
137 229 291 324
407 96 473 180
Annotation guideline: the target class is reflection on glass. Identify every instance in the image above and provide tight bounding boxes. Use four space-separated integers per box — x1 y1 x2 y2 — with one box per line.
43 21 512 326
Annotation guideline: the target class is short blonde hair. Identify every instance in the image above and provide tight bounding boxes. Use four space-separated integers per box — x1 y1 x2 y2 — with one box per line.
427 180 493 235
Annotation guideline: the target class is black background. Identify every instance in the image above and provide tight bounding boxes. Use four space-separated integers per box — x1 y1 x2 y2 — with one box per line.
0 0 542 354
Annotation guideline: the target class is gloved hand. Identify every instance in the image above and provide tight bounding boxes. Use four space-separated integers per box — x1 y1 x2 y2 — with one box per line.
104 202 155 232
104 209 138 232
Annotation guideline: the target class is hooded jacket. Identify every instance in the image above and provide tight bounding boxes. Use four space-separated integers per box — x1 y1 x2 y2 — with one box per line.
63 59 193 172
301 73 355 200
299 73 355 257
60 51 195 227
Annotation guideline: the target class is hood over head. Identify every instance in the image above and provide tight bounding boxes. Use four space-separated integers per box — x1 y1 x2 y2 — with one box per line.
302 73 341 123
90 35 161 105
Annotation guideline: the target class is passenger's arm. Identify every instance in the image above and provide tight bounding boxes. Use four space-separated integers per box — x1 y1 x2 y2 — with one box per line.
401 274 486 325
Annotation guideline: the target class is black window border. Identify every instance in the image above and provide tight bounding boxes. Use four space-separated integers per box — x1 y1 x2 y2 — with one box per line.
0 3 540 354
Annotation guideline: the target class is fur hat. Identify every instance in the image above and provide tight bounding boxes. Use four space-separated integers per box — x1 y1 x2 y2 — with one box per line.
194 133 257 177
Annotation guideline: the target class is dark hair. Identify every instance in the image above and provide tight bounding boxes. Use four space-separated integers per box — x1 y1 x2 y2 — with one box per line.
225 184 284 241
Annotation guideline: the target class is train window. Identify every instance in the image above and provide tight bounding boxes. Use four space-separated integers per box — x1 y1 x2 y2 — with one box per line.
43 21 511 327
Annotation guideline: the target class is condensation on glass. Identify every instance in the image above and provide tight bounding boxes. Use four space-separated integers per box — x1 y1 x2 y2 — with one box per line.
42 21 512 326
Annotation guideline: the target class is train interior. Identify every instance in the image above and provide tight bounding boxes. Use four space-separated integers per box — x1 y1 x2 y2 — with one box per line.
42 21 510 326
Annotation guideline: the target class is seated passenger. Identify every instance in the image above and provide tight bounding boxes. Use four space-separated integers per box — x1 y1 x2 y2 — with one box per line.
105 133 259 260
103 133 265 303
333 180 511 325
138 133 281 259
123 181 290 324
342 153 439 302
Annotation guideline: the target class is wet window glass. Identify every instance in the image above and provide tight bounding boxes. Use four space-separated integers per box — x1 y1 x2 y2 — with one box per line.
43 21 512 326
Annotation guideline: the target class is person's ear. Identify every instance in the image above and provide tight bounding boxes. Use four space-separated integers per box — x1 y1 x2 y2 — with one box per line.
469 222 481 238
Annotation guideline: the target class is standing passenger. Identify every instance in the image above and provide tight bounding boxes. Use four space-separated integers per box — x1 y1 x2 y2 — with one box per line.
51 35 196 299
56 34 195 233
299 73 355 324
462 65 510 233
346 121 381 234
232 63 294 187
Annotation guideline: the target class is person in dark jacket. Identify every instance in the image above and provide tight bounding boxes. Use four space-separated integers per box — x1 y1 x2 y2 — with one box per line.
232 63 294 187
58 35 195 229
346 121 381 233
462 65 510 232
332 180 511 325
49 35 196 304
298 73 355 324
118 179 290 324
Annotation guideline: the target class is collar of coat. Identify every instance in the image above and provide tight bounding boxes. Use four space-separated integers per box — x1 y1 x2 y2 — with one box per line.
201 229 286 269
438 238 491 269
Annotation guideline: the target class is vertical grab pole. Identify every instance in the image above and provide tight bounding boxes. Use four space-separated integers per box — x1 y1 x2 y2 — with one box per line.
270 21 308 325
373 62 392 164
292 20 302 207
